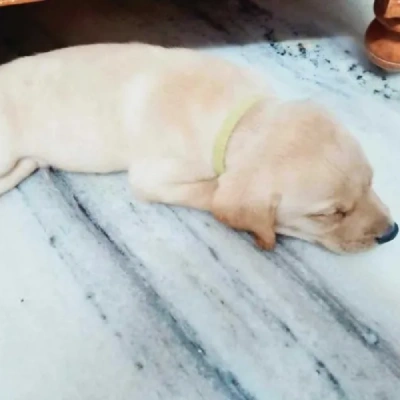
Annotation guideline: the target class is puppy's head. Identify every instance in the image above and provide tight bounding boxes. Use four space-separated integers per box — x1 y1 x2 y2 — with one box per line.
212 100 396 253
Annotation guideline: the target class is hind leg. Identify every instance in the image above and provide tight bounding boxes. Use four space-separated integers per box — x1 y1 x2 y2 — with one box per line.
0 154 17 179
0 159 38 196
0 121 18 178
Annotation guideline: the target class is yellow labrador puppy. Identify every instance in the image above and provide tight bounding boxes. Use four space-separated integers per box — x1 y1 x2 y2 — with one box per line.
0 43 396 253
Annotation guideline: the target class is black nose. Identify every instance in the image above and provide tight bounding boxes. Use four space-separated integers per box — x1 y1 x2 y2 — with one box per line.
376 223 399 245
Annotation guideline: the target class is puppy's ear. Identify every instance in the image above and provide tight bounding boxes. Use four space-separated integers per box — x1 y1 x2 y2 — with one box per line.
212 172 280 250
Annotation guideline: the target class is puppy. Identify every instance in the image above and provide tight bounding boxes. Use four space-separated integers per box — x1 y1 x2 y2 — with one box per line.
0 43 396 253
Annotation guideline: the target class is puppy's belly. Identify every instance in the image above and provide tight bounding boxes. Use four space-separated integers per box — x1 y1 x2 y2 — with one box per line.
32 136 131 174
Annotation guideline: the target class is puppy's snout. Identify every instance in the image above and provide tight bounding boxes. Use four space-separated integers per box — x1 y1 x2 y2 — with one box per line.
376 222 399 245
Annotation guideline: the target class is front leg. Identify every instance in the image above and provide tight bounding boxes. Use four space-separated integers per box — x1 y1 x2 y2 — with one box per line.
128 158 218 210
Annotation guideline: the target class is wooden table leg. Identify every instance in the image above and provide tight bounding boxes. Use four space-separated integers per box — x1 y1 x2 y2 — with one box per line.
0 0 43 6
365 0 400 71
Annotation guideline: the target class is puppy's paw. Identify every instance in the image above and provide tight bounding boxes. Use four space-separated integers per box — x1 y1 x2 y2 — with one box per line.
254 233 276 251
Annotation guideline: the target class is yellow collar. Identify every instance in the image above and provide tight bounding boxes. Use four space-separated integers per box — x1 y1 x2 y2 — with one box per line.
213 96 263 176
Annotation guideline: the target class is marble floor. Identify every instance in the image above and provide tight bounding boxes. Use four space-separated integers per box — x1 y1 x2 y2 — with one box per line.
1 0 400 399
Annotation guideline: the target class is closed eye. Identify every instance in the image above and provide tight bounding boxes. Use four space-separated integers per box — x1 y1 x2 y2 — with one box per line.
335 209 348 218
309 208 349 220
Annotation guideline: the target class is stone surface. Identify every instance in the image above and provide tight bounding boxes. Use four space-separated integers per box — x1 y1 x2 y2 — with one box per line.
0 1 400 399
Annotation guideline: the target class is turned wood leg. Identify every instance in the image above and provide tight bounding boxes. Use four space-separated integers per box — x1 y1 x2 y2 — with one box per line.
365 0 400 71
0 0 43 6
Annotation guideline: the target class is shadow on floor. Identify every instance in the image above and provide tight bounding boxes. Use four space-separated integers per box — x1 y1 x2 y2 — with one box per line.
0 0 355 64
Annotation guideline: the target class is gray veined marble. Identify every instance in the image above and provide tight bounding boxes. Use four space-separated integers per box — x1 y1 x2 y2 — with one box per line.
0 0 400 399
